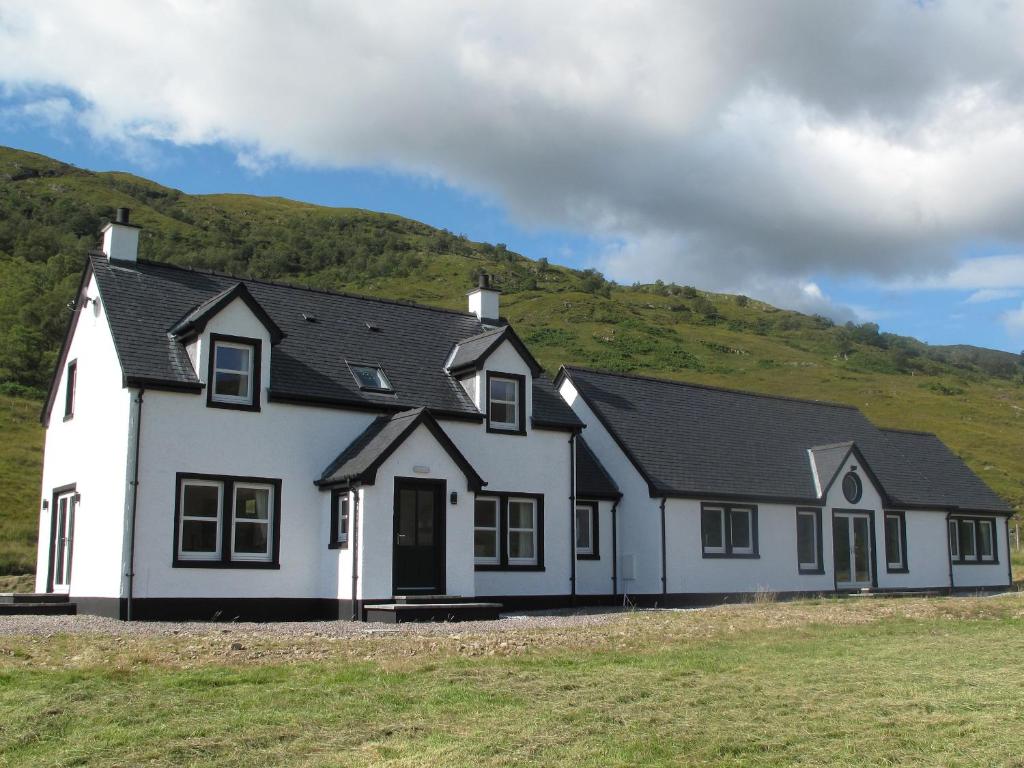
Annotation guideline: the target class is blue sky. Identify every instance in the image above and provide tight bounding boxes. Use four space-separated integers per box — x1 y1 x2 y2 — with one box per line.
2 2 1024 353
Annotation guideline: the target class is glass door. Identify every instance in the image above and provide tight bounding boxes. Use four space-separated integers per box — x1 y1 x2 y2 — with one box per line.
51 490 76 593
833 512 872 589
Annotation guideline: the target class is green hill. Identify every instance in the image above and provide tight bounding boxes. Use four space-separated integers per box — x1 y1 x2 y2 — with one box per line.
0 145 1021 574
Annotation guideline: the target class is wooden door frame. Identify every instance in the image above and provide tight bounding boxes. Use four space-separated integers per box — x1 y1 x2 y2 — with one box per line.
391 477 447 596
46 483 77 593
831 508 877 591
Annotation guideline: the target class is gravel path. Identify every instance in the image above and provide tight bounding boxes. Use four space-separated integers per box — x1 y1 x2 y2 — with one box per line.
0 606 640 638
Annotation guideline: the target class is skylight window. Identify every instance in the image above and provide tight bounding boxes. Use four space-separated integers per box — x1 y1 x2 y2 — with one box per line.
349 364 392 392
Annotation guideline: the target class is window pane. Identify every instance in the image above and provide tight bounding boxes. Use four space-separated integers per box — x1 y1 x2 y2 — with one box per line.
474 499 497 528
474 530 497 559
576 507 592 550
182 520 218 552
949 520 959 557
215 371 249 398
490 378 516 402
352 366 389 390
337 497 349 540
508 501 534 530
509 531 535 559
959 521 976 558
397 490 416 545
234 521 268 554
416 490 434 546
885 516 902 567
797 512 816 567
730 509 751 550
183 484 219 518
216 345 249 372
979 521 994 558
235 487 270 520
489 401 516 425
702 508 723 549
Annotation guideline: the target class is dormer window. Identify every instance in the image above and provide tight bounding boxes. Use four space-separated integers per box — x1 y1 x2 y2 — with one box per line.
349 364 392 393
486 372 525 434
207 334 261 411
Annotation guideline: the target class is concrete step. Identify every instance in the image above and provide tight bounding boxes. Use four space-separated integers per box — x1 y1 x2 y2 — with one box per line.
391 594 475 605
0 602 76 616
365 601 502 623
0 592 70 604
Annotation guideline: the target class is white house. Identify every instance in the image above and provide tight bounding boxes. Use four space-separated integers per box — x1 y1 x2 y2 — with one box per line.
31 209 1013 621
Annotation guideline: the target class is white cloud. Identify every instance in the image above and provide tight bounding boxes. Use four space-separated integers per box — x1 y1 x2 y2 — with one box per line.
3 1 1024 318
965 288 1022 304
1 95 73 126
1001 303 1024 338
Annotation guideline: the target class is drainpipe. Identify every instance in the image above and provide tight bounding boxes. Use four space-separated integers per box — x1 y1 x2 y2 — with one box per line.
610 499 619 603
945 511 954 595
660 497 667 601
350 486 361 621
569 433 577 602
125 388 145 621
1006 517 1013 588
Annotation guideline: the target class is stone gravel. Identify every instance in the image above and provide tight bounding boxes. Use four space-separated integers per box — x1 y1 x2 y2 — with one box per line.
0 606 640 638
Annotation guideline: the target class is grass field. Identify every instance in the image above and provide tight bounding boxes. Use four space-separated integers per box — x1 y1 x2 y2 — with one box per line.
0 394 43 575
1 595 1023 766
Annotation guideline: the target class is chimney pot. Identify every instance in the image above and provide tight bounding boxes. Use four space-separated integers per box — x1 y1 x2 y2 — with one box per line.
478 272 490 289
116 207 130 225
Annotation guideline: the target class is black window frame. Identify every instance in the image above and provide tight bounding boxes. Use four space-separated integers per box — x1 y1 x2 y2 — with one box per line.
949 515 999 565
329 489 350 550
206 333 262 412
172 472 282 569
795 507 824 575
473 491 544 571
575 500 600 560
700 502 759 559
485 371 526 435
63 359 77 421
346 361 394 394
841 471 863 504
883 510 909 573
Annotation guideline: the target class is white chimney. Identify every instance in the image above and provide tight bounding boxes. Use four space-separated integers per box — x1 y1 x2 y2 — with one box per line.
101 207 140 262
467 273 501 323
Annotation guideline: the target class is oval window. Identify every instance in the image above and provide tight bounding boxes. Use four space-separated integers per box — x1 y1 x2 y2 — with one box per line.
842 472 863 504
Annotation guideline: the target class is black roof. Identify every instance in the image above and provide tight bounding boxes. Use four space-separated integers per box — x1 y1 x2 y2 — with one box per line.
60 254 581 429
560 366 1010 513
447 325 542 377
317 408 484 490
576 437 621 500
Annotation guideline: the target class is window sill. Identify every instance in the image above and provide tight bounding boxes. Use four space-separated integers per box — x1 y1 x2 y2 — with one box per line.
327 541 349 550
951 559 999 566
576 553 600 561
173 560 280 569
63 413 74 422
207 399 261 412
485 425 527 436
475 564 545 572
885 566 909 574
701 552 760 559
798 566 825 575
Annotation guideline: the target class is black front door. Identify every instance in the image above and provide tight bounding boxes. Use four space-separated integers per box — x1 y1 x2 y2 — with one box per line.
393 479 445 595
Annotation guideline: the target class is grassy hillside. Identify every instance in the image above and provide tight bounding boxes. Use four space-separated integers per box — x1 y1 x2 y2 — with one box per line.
0 145 1021 574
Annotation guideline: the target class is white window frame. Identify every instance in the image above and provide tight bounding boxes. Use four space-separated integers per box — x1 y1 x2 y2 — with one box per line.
701 506 726 555
507 497 538 565
230 482 274 562
796 509 819 571
336 494 350 546
473 496 500 565
575 504 595 556
488 375 520 431
884 513 905 570
959 519 978 561
728 507 755 555
949 519 959 559
978 519 995 562
178 479 224 561
211 340 255 405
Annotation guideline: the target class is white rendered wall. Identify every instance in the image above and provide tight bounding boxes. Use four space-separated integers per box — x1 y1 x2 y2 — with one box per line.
357 424 476 601
559 376 664 597
36 274 132 597
573 498 616 595
130 298 377 600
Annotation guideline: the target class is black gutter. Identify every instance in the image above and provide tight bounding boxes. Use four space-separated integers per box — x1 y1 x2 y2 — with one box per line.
351 486 361 621
569 433 577 602
660 497 667 600
610 499 619 603
126 388 144 621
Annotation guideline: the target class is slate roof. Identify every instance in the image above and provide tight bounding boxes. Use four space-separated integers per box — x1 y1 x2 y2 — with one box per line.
808 442 856 496
76 254 581 429
576 437 621 500
559 366 1010 513
317 408 484 490
447 325 542 377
